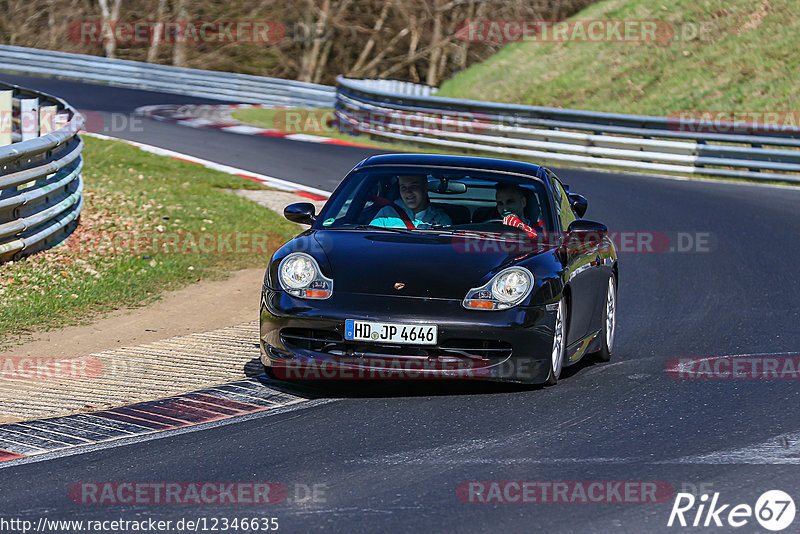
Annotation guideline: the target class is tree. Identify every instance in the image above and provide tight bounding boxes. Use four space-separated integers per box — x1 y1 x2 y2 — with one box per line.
0 0 598 85
97 0 122 58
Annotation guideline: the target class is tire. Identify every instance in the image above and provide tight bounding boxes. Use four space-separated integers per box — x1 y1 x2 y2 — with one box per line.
263 364 280 380
545 296 567 386
594 275 617 363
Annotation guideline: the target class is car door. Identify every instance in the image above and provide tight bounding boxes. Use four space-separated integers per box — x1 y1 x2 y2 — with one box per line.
549 172 595 344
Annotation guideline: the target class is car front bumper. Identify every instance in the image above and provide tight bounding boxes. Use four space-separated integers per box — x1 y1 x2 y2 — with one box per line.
260 287 558 384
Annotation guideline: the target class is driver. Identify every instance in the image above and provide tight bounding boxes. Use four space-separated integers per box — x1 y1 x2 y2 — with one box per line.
495 183 538 237
370 175 452 229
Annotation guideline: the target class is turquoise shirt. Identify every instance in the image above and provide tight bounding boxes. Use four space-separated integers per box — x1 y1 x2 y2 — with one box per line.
370 202 452 229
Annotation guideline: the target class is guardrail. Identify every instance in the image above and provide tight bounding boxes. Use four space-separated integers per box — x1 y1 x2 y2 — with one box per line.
0 81 84 263
0 44 335 108
343 79 437 97
3 46 797 183
336 77 800 183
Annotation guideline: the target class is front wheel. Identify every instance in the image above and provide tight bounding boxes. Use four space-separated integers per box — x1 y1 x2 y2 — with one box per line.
545 297 567 386
263 364 283 381
594 275 616 362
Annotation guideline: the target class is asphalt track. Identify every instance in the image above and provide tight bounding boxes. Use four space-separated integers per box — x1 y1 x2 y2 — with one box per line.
1 73 799 533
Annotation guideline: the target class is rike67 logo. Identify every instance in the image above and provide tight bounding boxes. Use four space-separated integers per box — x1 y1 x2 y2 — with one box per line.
668 490 796 531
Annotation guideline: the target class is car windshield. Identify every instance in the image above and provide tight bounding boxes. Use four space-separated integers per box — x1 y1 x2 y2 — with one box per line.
315 166 554 237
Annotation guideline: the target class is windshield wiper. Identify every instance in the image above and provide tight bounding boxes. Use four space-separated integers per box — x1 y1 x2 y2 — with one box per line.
354 225 415 233
414 227 457 234
353 225 459 235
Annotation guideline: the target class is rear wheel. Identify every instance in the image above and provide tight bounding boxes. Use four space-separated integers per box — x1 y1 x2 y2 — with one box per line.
545 297 567 386
594 275 616 362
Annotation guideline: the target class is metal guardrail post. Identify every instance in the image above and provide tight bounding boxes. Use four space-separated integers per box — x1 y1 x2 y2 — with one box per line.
39 105 56 135
19 98 38 141
0 90 10 146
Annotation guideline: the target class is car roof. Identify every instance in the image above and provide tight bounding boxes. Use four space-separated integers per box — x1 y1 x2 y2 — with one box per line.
355 154 544 178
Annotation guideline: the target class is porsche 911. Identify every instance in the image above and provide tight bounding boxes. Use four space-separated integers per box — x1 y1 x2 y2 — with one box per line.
260 154 617 385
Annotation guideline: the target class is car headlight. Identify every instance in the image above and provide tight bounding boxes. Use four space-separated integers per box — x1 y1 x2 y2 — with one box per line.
278 252 333 299
463 267 533 310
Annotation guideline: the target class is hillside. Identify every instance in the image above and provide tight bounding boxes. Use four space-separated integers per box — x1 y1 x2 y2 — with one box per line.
437 0 799 116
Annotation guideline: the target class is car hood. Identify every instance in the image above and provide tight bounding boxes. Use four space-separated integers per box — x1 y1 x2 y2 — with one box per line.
312 229 549 299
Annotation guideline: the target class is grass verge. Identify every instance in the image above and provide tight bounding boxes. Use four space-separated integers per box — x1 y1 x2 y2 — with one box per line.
437 0 798 116
0 135 300 347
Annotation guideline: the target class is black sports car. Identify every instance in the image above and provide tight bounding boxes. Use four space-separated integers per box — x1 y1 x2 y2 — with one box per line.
260 154 617 385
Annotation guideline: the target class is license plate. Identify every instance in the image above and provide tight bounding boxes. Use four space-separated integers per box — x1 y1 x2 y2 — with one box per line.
344 319 437 345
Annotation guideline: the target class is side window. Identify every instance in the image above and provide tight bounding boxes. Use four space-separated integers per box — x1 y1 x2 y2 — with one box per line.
552 178 575 232
547 170 561 205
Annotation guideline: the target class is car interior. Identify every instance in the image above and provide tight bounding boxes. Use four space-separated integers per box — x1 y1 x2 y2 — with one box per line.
330 171 548 233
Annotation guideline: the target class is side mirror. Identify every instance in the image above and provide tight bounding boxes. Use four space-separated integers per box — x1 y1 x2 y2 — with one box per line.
568 193 588 218
284 202 317 225
565 219 607 252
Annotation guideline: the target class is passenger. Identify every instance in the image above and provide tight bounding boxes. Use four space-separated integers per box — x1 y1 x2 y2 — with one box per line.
495 183 537 237
495 183 530 223
370 175 452 229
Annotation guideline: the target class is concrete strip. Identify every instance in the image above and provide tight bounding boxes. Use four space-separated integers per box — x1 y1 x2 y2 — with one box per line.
0 320 276 423
0 376 313 462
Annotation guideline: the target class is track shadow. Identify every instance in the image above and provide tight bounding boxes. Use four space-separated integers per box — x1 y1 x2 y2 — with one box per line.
243 355 607 399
